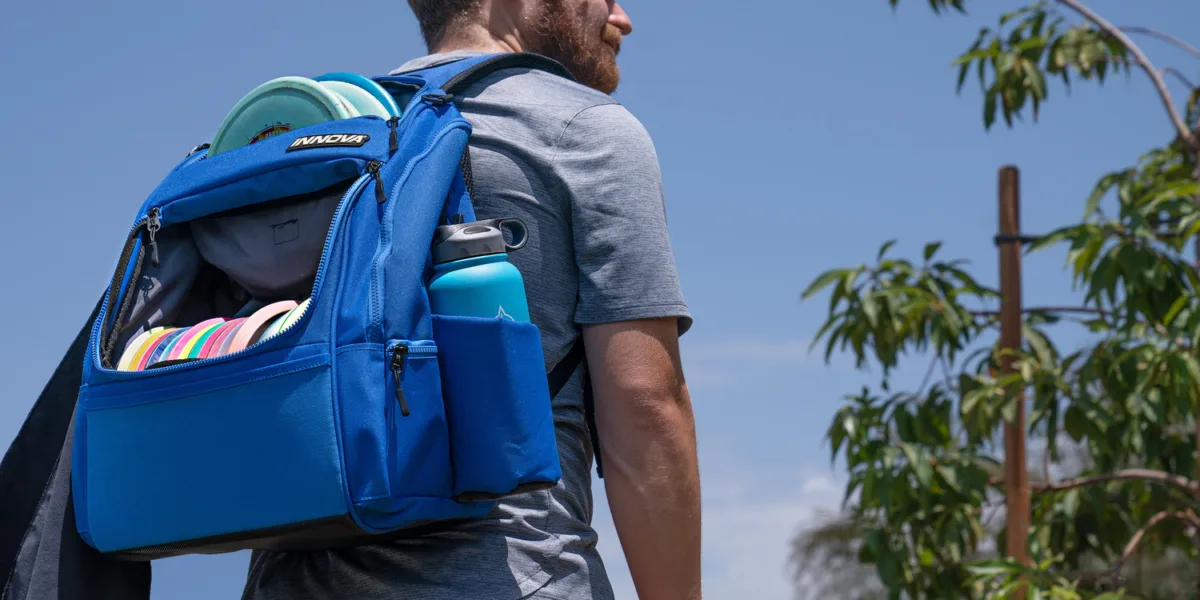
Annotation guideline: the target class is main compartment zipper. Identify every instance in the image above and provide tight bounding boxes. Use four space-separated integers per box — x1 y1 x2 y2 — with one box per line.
146 208 162 266
367 160 386 204
97 167 376 374
387 117 400 155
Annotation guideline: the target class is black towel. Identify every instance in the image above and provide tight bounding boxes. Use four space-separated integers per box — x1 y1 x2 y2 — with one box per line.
0 295 151 600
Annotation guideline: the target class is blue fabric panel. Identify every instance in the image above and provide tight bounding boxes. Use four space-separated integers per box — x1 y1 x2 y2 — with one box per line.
376 121 471 345
354 496 494 532
340 340 456 531
431 315 562 498
382 341 450 500
71 391 92 544
331 182 383 348
145 116 393 223
81 354 347 552
160 157 366 225
333 344 392 505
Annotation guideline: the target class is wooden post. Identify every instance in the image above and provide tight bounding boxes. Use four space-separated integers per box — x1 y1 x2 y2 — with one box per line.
999 166 1030 573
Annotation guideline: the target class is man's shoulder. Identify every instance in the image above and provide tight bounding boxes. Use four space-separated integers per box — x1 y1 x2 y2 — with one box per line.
389 52 642 139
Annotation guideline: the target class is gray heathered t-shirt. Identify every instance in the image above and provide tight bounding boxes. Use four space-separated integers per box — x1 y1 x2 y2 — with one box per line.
240 51 692 600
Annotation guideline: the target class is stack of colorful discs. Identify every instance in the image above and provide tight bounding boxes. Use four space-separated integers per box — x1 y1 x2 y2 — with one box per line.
224 300 299 355
208 73 401 157
113 298 315 371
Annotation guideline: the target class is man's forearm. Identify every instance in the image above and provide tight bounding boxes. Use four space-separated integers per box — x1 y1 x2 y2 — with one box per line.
601 385 701 600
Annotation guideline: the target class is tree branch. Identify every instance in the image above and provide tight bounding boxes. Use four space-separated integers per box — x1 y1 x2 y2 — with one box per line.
990 468 1198 496
1164 67 1197 90
1067 512 1200 588
1119 26 1200 60
1110 511 1194 586
972 305 1106 318
1057 0 1197 147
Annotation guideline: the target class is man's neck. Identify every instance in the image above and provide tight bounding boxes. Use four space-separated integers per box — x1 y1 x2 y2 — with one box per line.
431 22 524 55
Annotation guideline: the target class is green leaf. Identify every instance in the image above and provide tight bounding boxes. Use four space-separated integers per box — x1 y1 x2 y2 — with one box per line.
877 239 898 261
937 464 961 494
1061 489 1080 519
968 560 1021 577
801 268 847 300
1164 295 1189 326
924 241 943 262
1181 353 1200 386
894 407 916 443
1064 405 1087 442
984 89 998 129
900 443 934 489
957 59 971 92
862 293 881 328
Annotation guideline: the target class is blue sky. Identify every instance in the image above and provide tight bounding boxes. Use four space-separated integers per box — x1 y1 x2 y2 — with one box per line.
3 1 1199 598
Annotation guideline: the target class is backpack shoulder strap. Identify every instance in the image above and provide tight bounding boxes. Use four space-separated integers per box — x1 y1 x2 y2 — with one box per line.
440 52 576 94
546 339 603 478
386 52 576 95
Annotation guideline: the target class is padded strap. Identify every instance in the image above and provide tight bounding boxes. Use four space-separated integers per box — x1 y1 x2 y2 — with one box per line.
389 52 575 96
441 52 576 95
545 339 603 478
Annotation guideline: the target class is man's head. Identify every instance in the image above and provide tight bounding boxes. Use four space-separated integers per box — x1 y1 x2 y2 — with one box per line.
408 0 633 94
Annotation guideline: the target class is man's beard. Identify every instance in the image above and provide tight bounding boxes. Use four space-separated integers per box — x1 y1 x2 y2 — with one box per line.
526 0 622 94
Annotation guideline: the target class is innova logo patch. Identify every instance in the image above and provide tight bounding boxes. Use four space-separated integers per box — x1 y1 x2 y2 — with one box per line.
286 133 370 152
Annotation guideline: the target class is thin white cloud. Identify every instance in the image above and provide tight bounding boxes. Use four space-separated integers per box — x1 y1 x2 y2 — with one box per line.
684 339 819 368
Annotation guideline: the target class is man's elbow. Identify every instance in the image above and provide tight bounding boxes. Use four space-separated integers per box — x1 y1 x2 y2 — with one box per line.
606 374 694 434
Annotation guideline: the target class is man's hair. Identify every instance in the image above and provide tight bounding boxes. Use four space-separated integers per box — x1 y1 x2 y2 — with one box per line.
409 0 483 48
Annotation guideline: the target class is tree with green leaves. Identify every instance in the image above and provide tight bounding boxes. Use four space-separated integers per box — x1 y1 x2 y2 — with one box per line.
795 1 1200 598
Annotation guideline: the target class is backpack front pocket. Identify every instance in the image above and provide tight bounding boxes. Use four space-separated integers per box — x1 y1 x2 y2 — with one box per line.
77 346 346 554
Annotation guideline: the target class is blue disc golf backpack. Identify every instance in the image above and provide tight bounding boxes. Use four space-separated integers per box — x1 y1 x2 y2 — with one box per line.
70 53 598 559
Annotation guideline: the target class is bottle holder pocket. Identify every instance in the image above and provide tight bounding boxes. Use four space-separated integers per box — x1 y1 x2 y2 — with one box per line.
431 315 562 501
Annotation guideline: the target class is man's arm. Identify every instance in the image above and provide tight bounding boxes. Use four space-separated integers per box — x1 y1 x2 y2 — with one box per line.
584 318 701 600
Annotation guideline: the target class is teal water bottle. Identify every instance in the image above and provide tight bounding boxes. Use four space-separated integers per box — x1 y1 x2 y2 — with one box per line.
428 218 531 322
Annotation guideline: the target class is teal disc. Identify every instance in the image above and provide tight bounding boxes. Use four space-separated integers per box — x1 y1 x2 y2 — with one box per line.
316 72 402 118
209 76 360 157
319 81 391 119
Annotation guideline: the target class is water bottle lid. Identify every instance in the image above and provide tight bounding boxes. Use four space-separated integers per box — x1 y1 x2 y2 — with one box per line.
431 218 527 265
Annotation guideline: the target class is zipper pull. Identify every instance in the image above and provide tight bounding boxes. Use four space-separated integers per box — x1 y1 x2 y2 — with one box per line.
422 93 454 106
391 345 411 417
146 208 161 266
387 116 400 155
367 160 386 204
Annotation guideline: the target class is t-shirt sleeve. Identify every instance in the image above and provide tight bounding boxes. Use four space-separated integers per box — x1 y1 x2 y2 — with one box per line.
552 103 693 335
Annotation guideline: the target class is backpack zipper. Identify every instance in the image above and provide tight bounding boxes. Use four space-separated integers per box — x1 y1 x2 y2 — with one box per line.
390 345 411 417
98 214 154 367
146 208 162 266
387 117 400 156
389 343 437 417
367 160 386 204
97 168 375 375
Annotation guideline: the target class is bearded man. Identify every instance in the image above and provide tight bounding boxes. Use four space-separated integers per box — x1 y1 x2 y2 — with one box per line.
240 2 701 599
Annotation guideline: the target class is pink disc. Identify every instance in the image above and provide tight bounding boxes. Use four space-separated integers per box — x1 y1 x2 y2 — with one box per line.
166 318 225 362
225 301 298 355
200 318 246 358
